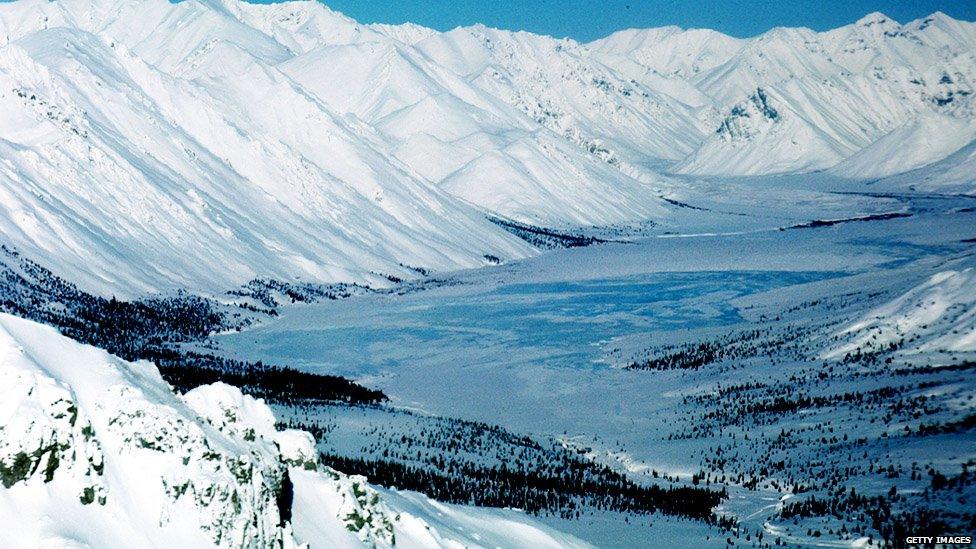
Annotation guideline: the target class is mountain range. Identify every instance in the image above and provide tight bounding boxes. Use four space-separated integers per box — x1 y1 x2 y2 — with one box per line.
0 0 973 296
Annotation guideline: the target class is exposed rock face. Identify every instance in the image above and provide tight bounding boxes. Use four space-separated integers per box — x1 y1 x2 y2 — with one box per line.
0 314 300 548
715 88 780 142
0 365 105 503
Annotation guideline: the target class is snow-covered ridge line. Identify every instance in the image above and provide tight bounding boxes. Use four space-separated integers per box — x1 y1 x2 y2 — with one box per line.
0 312 591 548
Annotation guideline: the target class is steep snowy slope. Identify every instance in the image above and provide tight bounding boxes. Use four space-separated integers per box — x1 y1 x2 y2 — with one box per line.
683 16 976 175
824 265 976 362
910 11 976 51
673 87 850 175
694 26 839 107
274 26 673 225
873 137 976 195
674 75 930 175
831 113 976 178
219 0 385 53
415 25 708 166
0 0 713 298
209 0 688 221
0 313 589 548
0 0 538 297
822 12 975 77
589 26 744 82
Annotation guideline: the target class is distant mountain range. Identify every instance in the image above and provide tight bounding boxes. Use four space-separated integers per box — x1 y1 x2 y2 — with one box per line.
0 0 973 295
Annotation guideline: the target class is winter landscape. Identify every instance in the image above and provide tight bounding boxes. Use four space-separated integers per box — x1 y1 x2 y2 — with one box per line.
0 0 975 546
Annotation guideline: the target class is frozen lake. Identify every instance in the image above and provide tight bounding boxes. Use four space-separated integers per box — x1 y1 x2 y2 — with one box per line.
218 270 832 378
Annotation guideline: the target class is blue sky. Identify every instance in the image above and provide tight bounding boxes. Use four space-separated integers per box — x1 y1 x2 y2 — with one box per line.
260 0 976 42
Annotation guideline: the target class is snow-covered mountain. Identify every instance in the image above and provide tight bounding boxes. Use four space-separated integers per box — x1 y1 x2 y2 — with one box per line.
593 11 976 177
0 312 589 548
0 0 973 297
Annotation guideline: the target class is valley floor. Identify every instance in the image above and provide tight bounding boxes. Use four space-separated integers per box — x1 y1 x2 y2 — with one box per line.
209 185 976 546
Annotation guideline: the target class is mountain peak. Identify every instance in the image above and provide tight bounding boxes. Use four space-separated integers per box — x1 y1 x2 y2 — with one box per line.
912 11 960 30
855 11 898 28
